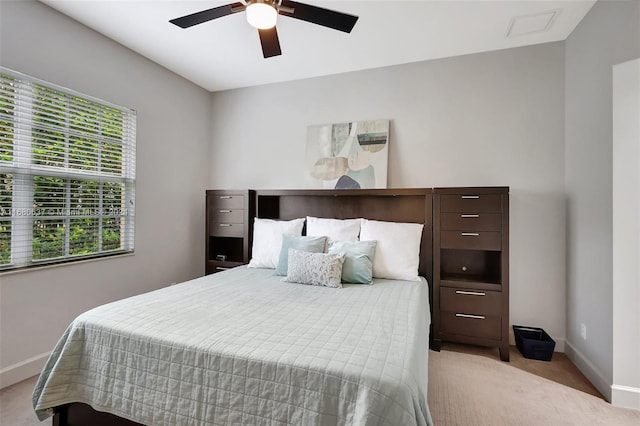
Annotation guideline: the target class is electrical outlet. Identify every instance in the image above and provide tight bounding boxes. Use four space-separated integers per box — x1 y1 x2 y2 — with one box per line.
580 323 587 340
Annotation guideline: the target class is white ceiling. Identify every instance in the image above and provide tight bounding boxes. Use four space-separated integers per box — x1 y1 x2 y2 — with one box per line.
40 0 596 92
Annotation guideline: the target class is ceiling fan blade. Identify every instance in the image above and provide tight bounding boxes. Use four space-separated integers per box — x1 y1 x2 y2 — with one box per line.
169 2 245 28
258 27 282 58
279 0 358 33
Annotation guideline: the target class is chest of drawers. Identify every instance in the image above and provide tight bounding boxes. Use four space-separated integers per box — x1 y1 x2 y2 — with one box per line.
205 190 255 274
433 187 510 361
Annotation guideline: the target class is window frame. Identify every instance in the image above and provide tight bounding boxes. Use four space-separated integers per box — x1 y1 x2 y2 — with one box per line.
0 68 136 272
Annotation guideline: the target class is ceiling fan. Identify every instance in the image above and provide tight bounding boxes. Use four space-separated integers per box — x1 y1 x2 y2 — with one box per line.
169 0 358 58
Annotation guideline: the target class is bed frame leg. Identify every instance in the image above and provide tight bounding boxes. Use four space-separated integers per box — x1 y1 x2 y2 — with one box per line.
52 405 69 426
430 339 442 352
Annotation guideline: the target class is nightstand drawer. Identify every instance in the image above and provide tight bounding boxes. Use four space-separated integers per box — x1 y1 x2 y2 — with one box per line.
441 213 501 231
207 260 244 275
209 194 245 209
441 231 501 250
441 311 501 340
210 222 244 237
440 287 502 314
209 209 244 224
441 194 502 213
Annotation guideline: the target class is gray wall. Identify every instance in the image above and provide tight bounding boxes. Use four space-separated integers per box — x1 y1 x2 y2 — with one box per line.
564 0 640 401
210 43 567 349
0 1 211 386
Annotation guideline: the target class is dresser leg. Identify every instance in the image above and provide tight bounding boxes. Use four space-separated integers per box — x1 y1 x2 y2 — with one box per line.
499 345 510 362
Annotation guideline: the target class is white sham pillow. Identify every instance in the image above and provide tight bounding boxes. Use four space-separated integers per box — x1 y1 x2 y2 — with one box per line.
359 219 424 281
306 216 362 242
247 218 305 269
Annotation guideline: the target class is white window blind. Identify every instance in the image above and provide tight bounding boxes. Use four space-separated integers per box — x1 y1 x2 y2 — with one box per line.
0 68 136 271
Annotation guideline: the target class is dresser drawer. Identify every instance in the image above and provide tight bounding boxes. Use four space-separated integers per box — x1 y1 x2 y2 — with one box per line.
441 194 502 213
209 194 245 210
441 311 501 340
207 260 244 275
440 287 502 315
441 231 501 250
441 213 501 231
209 208 244 224
209 222 244 237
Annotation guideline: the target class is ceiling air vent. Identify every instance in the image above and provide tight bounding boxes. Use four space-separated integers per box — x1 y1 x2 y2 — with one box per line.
506 9 562 37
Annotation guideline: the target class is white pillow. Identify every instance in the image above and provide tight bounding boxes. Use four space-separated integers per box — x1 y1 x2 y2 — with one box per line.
248 218 305 269
359 219 424 281
306 216 362 242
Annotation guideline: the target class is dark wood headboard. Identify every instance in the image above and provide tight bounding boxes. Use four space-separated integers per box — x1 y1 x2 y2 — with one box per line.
253 188 433 284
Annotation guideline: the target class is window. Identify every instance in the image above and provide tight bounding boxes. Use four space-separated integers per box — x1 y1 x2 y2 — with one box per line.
0 68 136 271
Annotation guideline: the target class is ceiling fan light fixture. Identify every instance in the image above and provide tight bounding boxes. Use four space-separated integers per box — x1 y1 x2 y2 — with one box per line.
246 2 278 30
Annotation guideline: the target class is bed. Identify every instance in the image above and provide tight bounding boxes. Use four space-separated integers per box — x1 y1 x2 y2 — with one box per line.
32 189 434 425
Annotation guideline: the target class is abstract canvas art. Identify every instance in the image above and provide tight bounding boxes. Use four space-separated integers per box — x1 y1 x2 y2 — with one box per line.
305 119 389 189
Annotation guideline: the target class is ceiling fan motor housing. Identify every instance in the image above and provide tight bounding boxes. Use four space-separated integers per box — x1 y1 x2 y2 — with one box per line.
245 0 282 7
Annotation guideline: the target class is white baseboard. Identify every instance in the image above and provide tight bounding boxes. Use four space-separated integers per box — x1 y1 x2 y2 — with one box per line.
0 351 50 389
564 340 612 401
611 384 640 410
553 337 565 352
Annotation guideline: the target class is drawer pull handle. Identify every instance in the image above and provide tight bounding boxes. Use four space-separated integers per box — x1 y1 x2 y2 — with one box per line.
219 196 232 199
219 210 232 213
461 214 479 218
461 195 479 199
456 290 486 296
461 232 480 236
219 223 232 227
215 267 230 271
456 313 485 320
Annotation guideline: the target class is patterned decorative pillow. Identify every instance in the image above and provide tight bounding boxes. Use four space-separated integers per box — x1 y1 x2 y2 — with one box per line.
283 249 346 288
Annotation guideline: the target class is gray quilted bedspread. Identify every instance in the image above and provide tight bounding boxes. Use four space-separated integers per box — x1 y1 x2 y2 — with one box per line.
33 267 433 425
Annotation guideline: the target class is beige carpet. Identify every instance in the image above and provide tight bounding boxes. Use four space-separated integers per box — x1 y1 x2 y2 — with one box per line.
428 349 640 425
2 350 640 425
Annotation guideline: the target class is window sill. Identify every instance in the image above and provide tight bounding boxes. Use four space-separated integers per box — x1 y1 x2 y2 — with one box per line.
0 251 135 276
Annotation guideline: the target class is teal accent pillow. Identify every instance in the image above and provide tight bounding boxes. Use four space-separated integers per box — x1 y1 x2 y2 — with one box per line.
328 240 377 284
275 235 327 276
